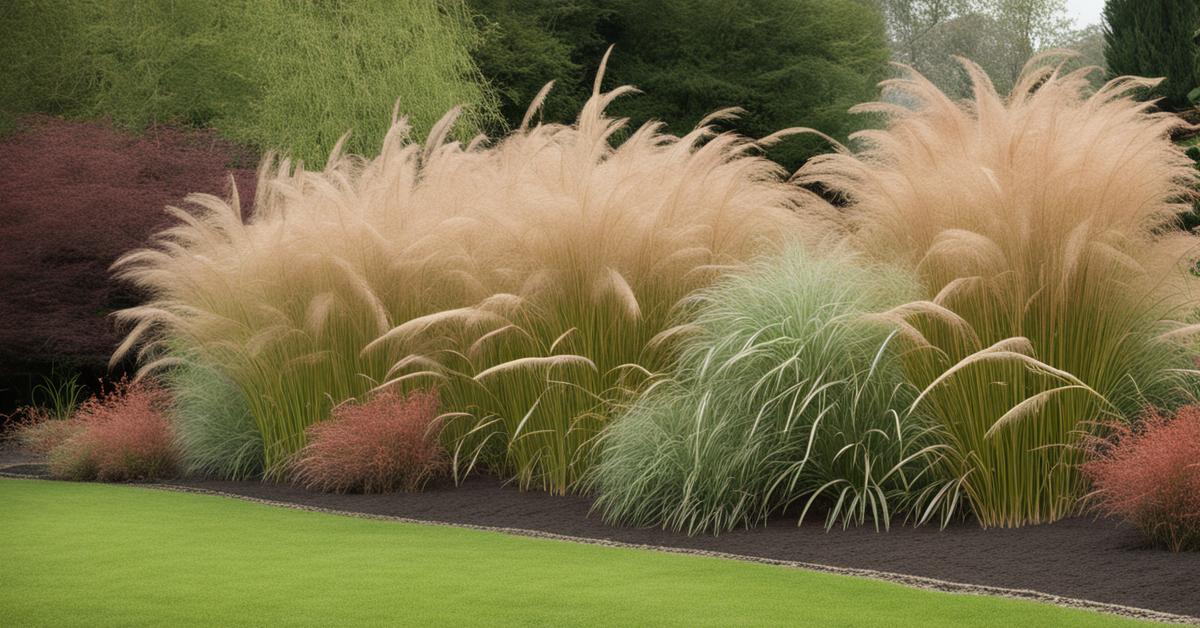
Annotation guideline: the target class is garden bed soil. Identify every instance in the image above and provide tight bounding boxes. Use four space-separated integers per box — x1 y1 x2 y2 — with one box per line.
3 446 1194 621
0 441 35 466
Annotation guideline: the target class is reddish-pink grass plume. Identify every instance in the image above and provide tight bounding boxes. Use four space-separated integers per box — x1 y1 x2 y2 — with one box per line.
46 379 179 482
1083 407 1200 552
291 390 445 493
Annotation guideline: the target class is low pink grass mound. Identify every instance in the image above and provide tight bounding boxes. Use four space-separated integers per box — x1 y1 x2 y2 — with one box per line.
45 380 178 482
11 408 85 456
1084 407 1200 552
292 390 445 493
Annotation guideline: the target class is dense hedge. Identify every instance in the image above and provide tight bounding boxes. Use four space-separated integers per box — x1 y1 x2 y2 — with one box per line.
0 116 256 415
468 0 890 171
1103 0 1200 111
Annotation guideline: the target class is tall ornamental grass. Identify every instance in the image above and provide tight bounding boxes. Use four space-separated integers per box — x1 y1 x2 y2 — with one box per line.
113 54 818 488
590 247 961 534
797 56 1200 527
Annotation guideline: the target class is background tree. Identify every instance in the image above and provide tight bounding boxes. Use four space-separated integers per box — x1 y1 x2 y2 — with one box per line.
603 0 891 171
467 0 611 132
875 0 1072 97
879 0 973 70
469 0 890 171
991 0 1070 86
1103 0 1200 111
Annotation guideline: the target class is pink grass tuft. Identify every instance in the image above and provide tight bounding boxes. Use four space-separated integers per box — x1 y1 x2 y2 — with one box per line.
291 390 445 493
45 379 178 482
1083 407 1200 551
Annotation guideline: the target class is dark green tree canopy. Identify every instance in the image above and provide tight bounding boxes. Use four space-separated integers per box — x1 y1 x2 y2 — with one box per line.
467 0 612 132
604 0 890 171
1103 0 1200 111
470 0 890 171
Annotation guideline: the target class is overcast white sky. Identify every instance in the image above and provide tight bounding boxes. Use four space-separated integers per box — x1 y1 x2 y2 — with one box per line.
1066 0 1105 27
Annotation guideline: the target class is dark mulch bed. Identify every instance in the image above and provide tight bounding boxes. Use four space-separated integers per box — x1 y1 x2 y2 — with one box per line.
3 441 1195 619
0 441 33 466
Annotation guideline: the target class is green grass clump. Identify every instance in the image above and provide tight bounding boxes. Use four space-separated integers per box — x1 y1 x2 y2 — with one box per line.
0 479 1144 627
591 247 960 534
112 56 818 488
797 58 1200 527
0 0 499 162
161 355 262 480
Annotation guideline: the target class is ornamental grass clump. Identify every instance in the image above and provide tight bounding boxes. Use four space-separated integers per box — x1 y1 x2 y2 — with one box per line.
44 379 178 482
591 247 961 535
796 55 1200 527
291 390 444 493
113 52 818 489
162 354 262 480
12 407 84 457
1083 406 1200 552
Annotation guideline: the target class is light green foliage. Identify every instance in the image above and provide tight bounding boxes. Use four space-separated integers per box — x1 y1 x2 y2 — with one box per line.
592 247 961 534
0 2 95 124
0 0 500 162
162 356 262 480
0 480 1145 627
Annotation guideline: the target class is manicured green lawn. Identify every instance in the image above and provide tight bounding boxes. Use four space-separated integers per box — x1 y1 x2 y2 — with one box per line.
0 479 1147 627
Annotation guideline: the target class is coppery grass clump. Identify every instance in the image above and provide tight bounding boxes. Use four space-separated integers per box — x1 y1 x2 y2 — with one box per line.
291 390 444 493
31 379 179 482
1084 406 1200 552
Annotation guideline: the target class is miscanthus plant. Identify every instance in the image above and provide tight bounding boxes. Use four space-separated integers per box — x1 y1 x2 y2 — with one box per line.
112 53 816 487
590 247 962 534
796 56 1200 527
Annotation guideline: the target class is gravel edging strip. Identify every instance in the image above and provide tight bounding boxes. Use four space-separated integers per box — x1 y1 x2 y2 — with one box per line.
2 470 1195 625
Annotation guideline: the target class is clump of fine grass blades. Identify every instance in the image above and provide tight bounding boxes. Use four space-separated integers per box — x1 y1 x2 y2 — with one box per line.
1 0 499 163
590 247 961 534
796 55 1200 527
291 389 445 494
161 355 262 480
112 52 820 489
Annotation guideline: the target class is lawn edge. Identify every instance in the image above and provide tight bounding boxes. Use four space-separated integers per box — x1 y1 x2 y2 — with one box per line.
2 471 1195 626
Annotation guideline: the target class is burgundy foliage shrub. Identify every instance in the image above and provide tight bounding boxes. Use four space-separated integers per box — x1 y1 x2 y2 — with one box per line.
0 115 255 415
291 390 445 493
46 379 179 482
1083 407 1200 552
